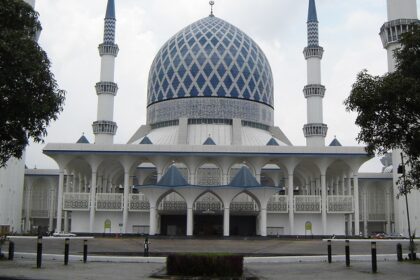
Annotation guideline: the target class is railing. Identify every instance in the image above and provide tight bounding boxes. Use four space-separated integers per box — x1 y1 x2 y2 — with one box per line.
294 196 321 213
230 202 259 212
96 193 123 211
194 199 222 211
327 196 354 213
30 210 49 218
129 194 150 211
158 201 187 211
63 193 90 211
267 195 288 213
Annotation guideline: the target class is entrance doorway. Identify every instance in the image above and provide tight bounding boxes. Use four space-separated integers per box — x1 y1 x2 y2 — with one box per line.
230 215 256 236
160 215 186 236
194 215 223 236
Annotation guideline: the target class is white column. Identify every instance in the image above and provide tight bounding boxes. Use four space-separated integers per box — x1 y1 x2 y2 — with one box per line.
149 206 157 235
48 188 54 232
122 171 129 233
348 213 353 235
321 173 327 235
386 188 392 234
259 208 267 237
56 169 65 233
25 184 31 232
187 207 193 236
346 176 352 196
288 172 294 235
64 174 71 233
363 188 368 237
223 207 230 236
353 174 360 236
89 170 97 233
341 176 345 195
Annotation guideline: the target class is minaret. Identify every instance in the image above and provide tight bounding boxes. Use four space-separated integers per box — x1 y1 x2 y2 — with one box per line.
380 0 418 236
303 0 327 147
92 0 119 144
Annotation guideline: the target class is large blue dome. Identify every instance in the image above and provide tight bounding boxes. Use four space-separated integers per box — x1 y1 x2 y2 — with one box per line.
147 16 274 108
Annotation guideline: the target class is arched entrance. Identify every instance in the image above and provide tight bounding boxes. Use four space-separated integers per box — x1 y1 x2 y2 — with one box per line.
158 191 187 236
230 192 260 236
193 192 223 236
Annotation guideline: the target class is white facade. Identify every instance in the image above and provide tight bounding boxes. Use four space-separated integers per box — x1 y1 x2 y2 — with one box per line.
380 0 420 237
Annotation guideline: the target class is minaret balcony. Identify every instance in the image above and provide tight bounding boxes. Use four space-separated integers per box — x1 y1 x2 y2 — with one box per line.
92 120 118 135
96 82 118 96
380 19 419 48
303 46 324 59
303 123 328 137
303 84 325 98
98 43 119 57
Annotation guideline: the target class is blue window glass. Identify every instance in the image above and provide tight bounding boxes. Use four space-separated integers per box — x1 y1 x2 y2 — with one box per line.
210 74 219 89
233 39 241 48
199 36 207 45
217 64 226 78
188 37 195 46
162 79 169 92
183 74 193 89
190 63 199 76
217 86 226 97
203 43 213 55
248 77 256 92
230 86 239 98
163 57 170 69
217 44 226 55
203 63 213 76
177 86 186 97
229 46 237 57
223 75 233 90
192 44 200 53
248 59 255 70
178 65 186 78
158 90 164 101
222 38 230 47
231 64 239 78
197 52 206 65
172 76 180 89
190 86 199 97
258 81 264 93
210 52 219 66
237 76 245 91
180 45 188 56
236 57 244 69
173 54 181 66
243 88 250 99
224 53 233 66
240 47 248 58
166 90 174 99
205 31 212 39
167 69 175 80
211 37 219 47
196 74 206 89
254 92 260 101
184 53 193 64
204 85 212 96
158 69 165 80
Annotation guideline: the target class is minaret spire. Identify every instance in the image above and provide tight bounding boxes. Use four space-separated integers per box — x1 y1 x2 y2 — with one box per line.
303 0 327 147
92 0 119 144
209 1 215 17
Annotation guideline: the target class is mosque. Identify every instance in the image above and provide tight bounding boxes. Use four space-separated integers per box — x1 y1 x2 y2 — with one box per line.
5 0 419 237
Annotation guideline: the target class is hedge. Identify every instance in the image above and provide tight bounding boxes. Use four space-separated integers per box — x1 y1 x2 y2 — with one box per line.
166 253 243 277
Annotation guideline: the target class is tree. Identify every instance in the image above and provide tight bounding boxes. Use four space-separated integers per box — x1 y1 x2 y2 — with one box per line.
0 0 65 167
345 25 420 193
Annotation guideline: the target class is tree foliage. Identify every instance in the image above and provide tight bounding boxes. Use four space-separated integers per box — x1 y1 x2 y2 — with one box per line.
345 25 420 192
0 0 65 167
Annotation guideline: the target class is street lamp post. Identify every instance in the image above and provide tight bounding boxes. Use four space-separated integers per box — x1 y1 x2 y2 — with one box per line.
399 153 416 260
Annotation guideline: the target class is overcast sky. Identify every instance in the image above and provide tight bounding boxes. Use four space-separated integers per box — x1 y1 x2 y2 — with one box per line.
25 0 419 171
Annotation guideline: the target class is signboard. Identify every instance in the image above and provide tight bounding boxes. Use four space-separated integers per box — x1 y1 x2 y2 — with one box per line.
104 219 111 229
305 221 312 231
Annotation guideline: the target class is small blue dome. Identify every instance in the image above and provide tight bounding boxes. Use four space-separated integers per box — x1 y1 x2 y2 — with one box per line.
147 16 274 108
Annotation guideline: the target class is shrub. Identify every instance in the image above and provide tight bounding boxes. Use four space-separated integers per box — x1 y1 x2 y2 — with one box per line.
166 253 243 277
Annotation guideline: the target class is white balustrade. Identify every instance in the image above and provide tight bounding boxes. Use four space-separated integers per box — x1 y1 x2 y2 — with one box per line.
230 201 259 212
327 195 354 213
129 194 150 211
267 195 288 213
96 193 123 211
294 195 321 213
63 193 90 211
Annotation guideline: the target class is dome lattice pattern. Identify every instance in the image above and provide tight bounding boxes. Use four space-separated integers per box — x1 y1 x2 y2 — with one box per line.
147 16 274 107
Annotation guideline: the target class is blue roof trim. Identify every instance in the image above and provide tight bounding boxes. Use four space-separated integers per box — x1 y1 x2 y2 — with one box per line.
203 137 216 145
140 136 153 145
44 150 370 158
308 0 318 22
266 138 279 146
76 135 90 144
105 0 116 19
230 166 261 188
329 138 342 147
157 165 189 187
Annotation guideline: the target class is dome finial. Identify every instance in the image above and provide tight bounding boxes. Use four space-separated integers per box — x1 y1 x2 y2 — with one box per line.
209 1 215 16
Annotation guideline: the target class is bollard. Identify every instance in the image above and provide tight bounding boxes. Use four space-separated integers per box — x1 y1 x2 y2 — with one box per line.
345 240 350 267
327 240 332 263
83 240 88 263
8 241 14 261
64 238 70 265
36 236 42 269
371 242 377 273
397 243 403 262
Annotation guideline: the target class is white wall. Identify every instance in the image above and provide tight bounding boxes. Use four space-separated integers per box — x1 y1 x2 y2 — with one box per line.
0 156 26 233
